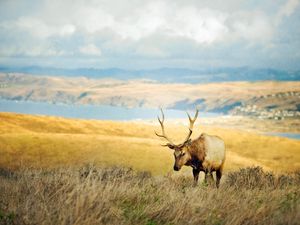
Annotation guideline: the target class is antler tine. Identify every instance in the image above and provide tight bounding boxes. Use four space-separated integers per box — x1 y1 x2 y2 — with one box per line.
155 108 175 145
186 109 199 129
160 108 165 122
183 109 199 143
157 108 164 127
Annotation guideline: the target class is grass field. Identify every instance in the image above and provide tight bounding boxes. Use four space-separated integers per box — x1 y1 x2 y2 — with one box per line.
0 166 299 225
0 112 300 174
0 112 300 225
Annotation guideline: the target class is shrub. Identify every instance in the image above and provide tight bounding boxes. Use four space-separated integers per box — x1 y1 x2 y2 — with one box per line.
225 166 298 189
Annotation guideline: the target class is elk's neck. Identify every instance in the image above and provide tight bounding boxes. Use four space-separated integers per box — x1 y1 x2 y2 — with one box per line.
186 136 206 168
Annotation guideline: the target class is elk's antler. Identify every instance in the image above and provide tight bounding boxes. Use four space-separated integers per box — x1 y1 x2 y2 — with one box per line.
182 109 199 144
155 108 175 146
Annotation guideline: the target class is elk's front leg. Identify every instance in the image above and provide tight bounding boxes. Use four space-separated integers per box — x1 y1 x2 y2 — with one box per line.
204 172 208 183
192 168 200 186
216 168 222 188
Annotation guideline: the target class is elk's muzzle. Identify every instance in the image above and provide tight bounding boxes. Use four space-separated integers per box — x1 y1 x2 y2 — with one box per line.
173 165 180 171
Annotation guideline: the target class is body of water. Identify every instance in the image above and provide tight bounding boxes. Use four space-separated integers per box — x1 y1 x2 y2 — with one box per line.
1 99 299 140
265 132 300 140
0 99 219 120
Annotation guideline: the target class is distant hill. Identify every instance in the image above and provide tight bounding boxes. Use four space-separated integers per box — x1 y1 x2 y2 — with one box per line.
0 66 299 83
0 73 300 117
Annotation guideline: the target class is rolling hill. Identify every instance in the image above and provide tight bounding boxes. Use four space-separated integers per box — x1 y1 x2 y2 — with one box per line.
0 112 299 174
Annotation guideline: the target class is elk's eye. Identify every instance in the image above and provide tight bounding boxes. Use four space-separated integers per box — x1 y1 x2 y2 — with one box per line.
181 152 185 156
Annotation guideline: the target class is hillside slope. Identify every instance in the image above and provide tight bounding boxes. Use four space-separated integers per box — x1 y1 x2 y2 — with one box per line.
1 73 300 117
0 112 299 174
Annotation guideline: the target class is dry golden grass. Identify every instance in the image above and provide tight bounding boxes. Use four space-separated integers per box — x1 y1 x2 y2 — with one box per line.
0 166 299 225
0 112 300 174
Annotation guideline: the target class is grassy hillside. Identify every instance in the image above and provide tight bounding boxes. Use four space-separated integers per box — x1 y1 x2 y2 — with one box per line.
0 112 299 174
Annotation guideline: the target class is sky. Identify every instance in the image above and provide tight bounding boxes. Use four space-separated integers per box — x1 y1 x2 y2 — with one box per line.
0 0 299 70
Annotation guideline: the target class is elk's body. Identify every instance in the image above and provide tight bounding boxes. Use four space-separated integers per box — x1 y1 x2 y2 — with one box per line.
181 133 225 187
155 109 226 187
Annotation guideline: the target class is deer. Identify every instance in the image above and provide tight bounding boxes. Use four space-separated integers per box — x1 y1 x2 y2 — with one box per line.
155 109 226 188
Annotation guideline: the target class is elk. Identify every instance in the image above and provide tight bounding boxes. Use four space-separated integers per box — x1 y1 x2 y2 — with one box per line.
155 109 226 187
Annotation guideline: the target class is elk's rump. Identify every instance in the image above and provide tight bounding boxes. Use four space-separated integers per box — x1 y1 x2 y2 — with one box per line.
201 133 226 170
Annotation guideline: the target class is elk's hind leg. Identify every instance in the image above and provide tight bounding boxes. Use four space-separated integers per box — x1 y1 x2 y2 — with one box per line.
216 168 222 188
204 170 214 186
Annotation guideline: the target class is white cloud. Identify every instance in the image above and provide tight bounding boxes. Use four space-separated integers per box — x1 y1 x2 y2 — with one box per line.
59 24 76 37
1 16 76 39
75 7 114 34
167 7 228 44
79 44 102 56
113 2 166 40
0 1 280 44
0 0 299 69
278 0 300 18
230 11 273 42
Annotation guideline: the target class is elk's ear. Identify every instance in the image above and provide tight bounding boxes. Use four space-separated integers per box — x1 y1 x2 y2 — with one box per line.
184 139 192 145
162 143 175 149
167 144 175 149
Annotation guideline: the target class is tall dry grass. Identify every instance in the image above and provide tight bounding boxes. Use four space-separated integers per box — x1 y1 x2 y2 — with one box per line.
0 166 299 225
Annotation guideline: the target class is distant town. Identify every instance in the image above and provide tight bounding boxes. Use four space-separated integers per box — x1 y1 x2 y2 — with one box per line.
232 91 300 120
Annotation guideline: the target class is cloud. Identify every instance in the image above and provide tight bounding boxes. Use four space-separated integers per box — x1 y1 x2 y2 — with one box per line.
0 0 274 44
172 7 229 44
0 0 299 69
59 24 76 37
278 0 300 19
1 16 76 39
79 44 102 56
135 45 168 58
230 11 273 42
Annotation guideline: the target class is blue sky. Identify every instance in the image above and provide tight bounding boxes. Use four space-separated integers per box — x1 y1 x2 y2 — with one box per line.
0 0 299 70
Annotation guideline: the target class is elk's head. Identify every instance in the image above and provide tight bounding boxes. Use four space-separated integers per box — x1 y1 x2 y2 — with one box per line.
155 108 199 171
